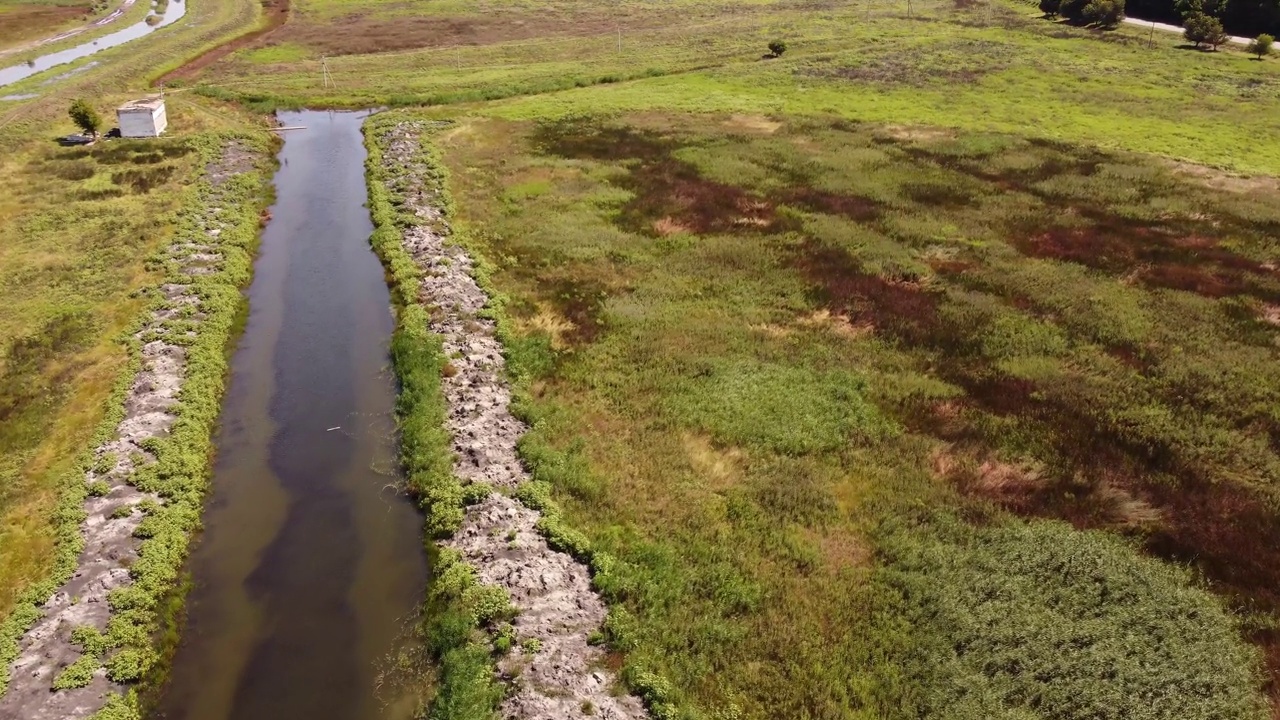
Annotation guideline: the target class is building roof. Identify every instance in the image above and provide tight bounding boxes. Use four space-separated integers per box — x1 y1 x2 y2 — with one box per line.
117 97 165 112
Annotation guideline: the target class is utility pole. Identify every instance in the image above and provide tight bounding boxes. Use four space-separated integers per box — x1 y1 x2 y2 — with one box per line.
617 26 622 53
1148 19 1157 48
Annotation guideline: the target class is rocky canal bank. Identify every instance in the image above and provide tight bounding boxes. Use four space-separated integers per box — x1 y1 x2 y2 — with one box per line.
0 140 266 720
374 120 648 720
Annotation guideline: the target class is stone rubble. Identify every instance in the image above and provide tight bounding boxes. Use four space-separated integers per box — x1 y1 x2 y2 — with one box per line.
0 143 252 720
381 121 647 720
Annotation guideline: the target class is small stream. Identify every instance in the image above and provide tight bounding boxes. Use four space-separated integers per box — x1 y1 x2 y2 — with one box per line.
154 110 428 720
0 0 187 90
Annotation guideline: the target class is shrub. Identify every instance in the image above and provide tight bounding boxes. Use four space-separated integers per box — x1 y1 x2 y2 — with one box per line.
767 40 788 57
1039 0 1061 16
1185 12 1229 48
1249 33 1274 58
1084 0 1124 26
68 99 103 138
52 654 98 689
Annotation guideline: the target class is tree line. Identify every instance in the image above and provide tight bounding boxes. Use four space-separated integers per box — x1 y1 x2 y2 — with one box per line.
1126 0 1279 36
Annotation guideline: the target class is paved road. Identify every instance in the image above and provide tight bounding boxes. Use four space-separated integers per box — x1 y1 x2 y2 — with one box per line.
1121 15 1253 46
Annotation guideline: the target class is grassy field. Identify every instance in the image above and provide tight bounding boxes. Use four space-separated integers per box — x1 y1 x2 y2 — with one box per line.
0 0 263 654
182 0 1280 172
394 108 1280 719
1 0 1279 715
0 0 94 53
304 0 1280 715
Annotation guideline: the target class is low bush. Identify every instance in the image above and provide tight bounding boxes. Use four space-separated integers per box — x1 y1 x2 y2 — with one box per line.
1185 12 1229 48
875 516 1268 720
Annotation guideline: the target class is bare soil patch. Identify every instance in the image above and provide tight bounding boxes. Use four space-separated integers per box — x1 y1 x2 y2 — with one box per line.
1168 160 1280 194
534 120 787 236
157 0 289 82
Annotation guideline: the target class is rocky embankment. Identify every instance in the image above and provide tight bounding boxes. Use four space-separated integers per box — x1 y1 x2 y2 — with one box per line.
379 121 647 720
0 142 258 720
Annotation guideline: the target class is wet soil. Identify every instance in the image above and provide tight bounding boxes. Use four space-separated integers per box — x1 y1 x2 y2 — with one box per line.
155 111 427 720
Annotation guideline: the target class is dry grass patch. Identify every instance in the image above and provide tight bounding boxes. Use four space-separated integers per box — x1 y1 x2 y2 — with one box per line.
1168 160 1280 194
681 432 744 492
722 114 782 134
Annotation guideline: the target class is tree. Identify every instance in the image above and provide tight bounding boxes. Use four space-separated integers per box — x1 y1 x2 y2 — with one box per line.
68 99 102 138
768 40 787 57
1058 0 1091 21
1184 12 1229 48
1176 0 1227 19
1084 0 1125 26
1249 32 1275 57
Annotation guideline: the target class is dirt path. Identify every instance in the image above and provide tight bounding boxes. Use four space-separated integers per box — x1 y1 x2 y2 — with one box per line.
0 142 256 719
156 0 288 84
380 120 648 720
0 0 139 59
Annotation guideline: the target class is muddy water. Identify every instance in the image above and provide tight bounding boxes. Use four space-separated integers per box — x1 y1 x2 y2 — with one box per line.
155 110 427 720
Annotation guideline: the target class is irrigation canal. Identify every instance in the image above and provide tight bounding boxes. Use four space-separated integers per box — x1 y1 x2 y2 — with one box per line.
154 110 428 720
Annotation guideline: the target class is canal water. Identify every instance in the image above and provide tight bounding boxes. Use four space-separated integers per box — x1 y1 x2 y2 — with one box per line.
0 0 187 90
155 110 428 720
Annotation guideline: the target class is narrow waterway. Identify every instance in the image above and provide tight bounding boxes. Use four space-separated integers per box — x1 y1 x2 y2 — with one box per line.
155 110 428 720
0 0 187 90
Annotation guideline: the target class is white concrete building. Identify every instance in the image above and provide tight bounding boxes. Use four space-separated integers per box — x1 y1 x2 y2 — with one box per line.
116 97 167 138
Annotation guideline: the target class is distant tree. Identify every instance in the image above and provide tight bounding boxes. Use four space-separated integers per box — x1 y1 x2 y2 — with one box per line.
1176 0 1227 19
1039 0 1061 17
1185 12 1229 47
68 99 102 138
1058 0 1091 21
1249 32 1275 57
768 40 788 57
1084 0 1125 26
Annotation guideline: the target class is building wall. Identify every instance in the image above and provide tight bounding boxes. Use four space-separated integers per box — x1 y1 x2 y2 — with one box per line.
152 106 168 136
118 107 164 138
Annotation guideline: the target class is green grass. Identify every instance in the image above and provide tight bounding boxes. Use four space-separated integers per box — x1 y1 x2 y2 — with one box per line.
0 0 264 659
875 516 1268 720
3 0 1280 714
378 109 1280 719
0 0 155 64
190 0 1280 173
0 137 198 624
0 0 92 53
0 132 273 712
